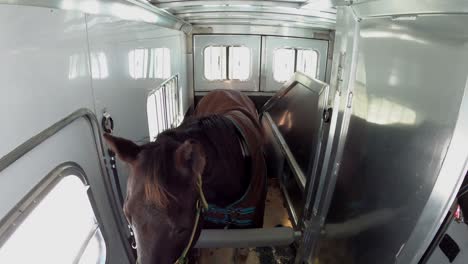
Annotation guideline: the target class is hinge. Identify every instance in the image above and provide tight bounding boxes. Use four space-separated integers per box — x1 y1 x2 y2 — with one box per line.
336 52 346 95
347 92 354 108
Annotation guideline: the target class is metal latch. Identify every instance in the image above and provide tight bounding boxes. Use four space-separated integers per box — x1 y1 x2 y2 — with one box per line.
323 107 333 123
101 111 114 133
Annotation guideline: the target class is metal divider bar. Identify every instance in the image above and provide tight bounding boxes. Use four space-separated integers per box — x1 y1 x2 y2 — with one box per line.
195 227 300 248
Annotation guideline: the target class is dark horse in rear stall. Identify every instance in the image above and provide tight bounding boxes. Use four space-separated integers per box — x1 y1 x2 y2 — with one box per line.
104 90 267 264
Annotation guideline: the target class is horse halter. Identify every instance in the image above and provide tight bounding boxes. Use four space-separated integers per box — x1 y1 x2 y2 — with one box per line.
174 174 209 264
134 174 208 264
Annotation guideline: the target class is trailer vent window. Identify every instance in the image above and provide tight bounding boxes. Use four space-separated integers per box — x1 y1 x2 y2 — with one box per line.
129 48 171 79
204 46 251 81
204 46 227 80
0 176 106 264
273 48 318 83
296 49 318 79
228 46 250 81
273 48 295 82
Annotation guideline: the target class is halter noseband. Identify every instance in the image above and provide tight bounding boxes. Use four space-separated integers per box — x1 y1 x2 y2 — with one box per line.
174 174 208 264
135 174 208 264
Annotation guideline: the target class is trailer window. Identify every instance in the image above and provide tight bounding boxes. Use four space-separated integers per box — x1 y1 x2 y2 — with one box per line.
0 176 106 264
229 46 250 81
129 48 171 79
204 46 227 80
204 46 251 81
296 49 318 79
273 48 318 83
273 48 295 82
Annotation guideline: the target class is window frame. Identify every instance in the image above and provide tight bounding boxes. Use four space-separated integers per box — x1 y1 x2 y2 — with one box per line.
0 162 109 264
202 45 252 82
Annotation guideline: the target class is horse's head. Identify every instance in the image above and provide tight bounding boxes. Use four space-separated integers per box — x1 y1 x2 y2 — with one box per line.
103 133 205 264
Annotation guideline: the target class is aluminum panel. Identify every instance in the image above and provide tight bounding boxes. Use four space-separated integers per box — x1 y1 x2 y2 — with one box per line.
171 5 336 20
264 84 325 177
193 34 262 91
0 0 192 32
0 5 93 158
188 18 333 30
155 1 310 9
0 5 131 262
87 15 188 193
180 13 334 26
313 10 468 264
352 0 468 18
151 0 336 30
261 36 329 91
261 73 330 224
192 25 331 40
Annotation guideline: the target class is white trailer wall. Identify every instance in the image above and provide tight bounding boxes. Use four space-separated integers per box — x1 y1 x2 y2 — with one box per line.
0 4 188 263
86 15 188 193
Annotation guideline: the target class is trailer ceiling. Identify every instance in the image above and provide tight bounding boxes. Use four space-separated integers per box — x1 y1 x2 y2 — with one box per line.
149 0 337 30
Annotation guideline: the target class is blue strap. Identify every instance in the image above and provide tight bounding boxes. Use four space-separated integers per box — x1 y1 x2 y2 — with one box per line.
204 205 256 226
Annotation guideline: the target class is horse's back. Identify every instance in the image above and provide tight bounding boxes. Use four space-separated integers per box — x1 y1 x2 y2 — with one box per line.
194 89 257 119
194 89 263 149
194 89 267 228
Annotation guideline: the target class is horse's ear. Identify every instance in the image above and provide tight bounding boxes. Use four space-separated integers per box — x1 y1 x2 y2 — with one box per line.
174 140 206 180
103 133 141 163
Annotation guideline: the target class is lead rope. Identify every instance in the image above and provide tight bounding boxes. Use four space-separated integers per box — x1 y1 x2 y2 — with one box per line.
196 173 209 210
175 174 209 264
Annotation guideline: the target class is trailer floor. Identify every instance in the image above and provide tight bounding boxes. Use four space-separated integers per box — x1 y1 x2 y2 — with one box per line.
198 179 295 264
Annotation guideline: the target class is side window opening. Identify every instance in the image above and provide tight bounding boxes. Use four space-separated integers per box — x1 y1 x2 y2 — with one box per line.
0 176 107 263
273 48 318 83
204 46 251 81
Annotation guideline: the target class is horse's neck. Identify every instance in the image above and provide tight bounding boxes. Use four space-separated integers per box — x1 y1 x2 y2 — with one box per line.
201 133 248 208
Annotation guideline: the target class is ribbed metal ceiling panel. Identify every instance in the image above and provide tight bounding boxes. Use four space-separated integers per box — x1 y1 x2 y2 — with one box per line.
149 0 337 30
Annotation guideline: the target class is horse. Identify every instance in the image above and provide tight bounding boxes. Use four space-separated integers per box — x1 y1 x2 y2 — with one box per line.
103 89 267 264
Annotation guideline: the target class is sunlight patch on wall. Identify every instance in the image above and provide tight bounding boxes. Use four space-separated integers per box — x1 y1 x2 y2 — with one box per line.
353 55 417 126
129 48 171 80
353 96 417 125
361 30 429 45
68 53 88 80
90 52 109 79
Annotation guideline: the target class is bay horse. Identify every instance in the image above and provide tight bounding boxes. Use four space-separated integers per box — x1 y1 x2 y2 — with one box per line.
104 89 267 264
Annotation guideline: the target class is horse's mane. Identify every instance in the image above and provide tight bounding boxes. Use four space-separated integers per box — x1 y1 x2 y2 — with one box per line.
139 114 242 208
